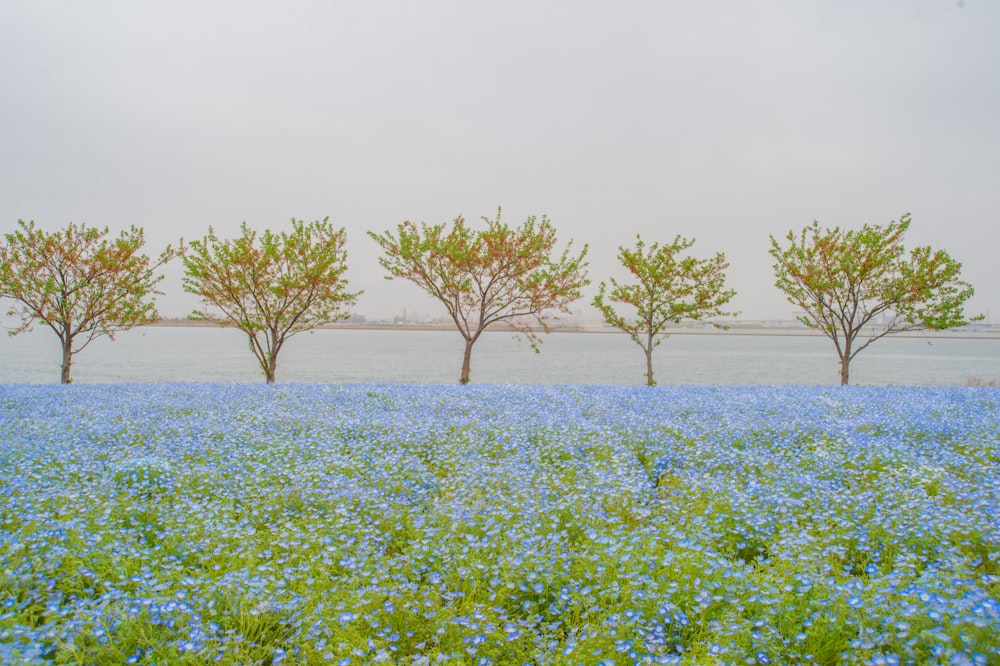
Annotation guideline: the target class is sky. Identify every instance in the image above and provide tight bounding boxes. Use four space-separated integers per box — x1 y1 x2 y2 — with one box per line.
1 0 997 323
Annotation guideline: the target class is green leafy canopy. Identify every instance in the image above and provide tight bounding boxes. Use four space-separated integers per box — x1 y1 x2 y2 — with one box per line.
0 219 181 383
369 207 589 346
369 207 588 383
593 234 736 385
769 213 980 384
182 218 360 382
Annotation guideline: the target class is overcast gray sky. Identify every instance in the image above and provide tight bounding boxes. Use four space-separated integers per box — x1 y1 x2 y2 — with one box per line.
2 0 997 322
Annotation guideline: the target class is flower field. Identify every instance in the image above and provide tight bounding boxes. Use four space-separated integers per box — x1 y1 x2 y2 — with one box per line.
1 384 998 665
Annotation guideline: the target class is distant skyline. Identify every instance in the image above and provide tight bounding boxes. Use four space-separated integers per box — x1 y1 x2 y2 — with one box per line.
2 0 997 323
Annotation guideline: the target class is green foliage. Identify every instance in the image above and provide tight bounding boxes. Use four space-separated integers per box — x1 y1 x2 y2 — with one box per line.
182 218 360 383
369 207 589 383
0 220 181 383
769 214 979 384
593 234 736 385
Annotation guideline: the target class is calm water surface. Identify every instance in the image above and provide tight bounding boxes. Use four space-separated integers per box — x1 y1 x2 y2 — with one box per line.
2 326 999 386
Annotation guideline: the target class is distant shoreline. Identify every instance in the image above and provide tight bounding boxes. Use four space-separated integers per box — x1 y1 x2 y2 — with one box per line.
150 319 1000 340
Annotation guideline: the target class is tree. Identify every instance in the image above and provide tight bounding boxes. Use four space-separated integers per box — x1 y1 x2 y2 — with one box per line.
770 214 979 385
0 220 181 384
182 218 360 383
369 207 589 384
593 235 736 386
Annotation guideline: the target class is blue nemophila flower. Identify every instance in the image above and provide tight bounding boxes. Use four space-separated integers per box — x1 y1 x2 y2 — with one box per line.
0 383 998 663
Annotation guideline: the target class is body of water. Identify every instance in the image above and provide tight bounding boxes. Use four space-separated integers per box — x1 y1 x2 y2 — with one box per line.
2 325 999 386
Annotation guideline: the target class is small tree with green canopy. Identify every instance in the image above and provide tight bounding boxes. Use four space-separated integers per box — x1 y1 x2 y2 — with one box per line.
182 218 360 383
770 213 979 385
593 234 736 386
369 207 589 384
0 220 181 384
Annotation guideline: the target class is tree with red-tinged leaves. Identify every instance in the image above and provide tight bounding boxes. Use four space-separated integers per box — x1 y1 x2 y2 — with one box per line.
770 214 980 385
0 220 182 384
183 218 360 383
370 207 589 384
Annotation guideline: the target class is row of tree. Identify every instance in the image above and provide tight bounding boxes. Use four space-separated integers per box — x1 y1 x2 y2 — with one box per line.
0 209 979 386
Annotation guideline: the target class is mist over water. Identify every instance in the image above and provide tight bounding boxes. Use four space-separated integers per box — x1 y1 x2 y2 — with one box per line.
3 326 999 387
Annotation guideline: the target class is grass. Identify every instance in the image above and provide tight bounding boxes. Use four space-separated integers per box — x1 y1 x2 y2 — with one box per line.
0 383 997 665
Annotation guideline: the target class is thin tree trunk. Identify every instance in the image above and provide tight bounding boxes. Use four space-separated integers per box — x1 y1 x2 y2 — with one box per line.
645 346 655 386
460 338 474 384
839 337 853 386
644 329 657 386
265 355 277 384
60 339 73 384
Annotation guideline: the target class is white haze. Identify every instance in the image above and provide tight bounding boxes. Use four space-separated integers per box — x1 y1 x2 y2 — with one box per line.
1 0 997 323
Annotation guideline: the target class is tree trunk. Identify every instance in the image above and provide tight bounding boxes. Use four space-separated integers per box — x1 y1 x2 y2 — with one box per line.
840 355 850 385
645 345 655 386
60 339 73 384
265 355 277 384
460 338 474 384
